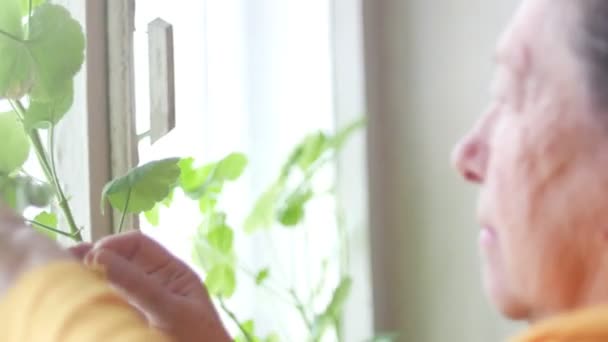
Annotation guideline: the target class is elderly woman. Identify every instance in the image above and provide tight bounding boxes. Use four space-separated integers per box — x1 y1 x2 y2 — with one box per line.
3 0 608 341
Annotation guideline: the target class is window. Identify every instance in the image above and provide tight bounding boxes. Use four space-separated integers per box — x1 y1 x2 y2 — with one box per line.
133 1 342 338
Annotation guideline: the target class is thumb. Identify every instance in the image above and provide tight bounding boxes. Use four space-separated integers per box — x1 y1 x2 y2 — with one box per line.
85 248 171 324
68 243 93 260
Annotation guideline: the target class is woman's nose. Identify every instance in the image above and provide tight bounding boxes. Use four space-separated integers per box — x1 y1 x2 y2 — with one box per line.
451 131 487 184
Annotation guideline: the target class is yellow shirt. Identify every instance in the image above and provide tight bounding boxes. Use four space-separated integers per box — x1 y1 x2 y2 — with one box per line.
511 306 608 342
3 261 608 342
0 262 171 342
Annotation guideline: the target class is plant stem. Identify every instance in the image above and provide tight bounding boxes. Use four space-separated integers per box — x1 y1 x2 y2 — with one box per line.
289 289 314 331
192 244 295 306
0 29 22 43
26 219 81 240
334 317 344 342
10 100 83 242
118 188 132 233
336 207 350 277
218 298 254 342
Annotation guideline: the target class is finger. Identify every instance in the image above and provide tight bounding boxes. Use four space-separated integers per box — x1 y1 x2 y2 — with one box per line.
68 243 93 260
0 205 26 232
94 232 175 273
85 247 171 322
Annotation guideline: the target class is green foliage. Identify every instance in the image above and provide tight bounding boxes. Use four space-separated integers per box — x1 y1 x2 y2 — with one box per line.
179 153 247 199
276 185 313 227
332 117 366 150
178 158 213 198
215 153 248 181
255 268 270 286
0 0 84 240
102 158 181 214
20 0 46 16
207 224 234 253
144 203 160 227
0 2 85 100
24 81 73 130
25 4 85 100
0 0 32 99
244 184 281 233
311 277 353 340
245 120 364 233
0 111 30 174
32 210 56 240
206 264 236 298
234 320 280 342
297 132 329 171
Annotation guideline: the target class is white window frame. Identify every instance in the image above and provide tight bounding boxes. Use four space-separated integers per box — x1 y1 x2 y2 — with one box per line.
53 0 114 241
331 0 374 340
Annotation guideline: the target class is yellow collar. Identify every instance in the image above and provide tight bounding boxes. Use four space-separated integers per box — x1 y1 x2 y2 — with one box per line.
510 306 608 341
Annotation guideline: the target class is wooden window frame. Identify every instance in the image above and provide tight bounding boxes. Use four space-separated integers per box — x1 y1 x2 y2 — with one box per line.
55 0 138 241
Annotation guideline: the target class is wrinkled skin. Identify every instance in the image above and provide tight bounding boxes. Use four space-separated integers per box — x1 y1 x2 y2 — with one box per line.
453 0 608 321
71 232 231 342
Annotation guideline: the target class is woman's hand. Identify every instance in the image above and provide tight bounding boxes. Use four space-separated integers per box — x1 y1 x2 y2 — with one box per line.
0 207 69 295
71 232 231 342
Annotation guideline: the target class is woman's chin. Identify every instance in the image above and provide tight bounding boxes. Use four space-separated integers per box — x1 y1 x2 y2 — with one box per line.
482 262 530 320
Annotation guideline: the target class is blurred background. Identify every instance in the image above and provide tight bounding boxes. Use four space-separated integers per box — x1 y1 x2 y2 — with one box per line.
8 0 525 340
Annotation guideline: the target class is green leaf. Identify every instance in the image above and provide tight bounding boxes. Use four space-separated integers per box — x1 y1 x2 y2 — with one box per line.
298 132 329 170
102 158 181 214
192 236 235 272
0 3 85 100
205 264 236 298
312 277 353 339
178 158 216 198
32 211 57 240
144 203 160 227
280 145 303 180
331 117 366 150
192 214 235 271
244 183 281 233
207 225 233 253
324 277 352 318
276 186 313 227
234 320 260 342
24 80 73 129
27 4 85 100
215 153 248 181
0 0 32 99
255 268 270 286
0 111 30 174
162 189 174 207
199 195 217 214
264 333 280 342
20 0 45 16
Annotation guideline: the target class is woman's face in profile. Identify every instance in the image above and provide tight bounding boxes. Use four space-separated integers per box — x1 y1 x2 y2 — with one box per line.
453 0 608 321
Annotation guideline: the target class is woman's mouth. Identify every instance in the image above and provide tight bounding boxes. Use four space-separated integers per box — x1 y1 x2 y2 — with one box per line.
479 226 498 248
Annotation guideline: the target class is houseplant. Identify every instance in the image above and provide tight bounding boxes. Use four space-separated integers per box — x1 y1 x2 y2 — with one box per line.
0 1 394 341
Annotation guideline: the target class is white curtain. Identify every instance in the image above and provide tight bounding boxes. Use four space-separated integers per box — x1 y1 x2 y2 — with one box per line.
133 0 343 338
